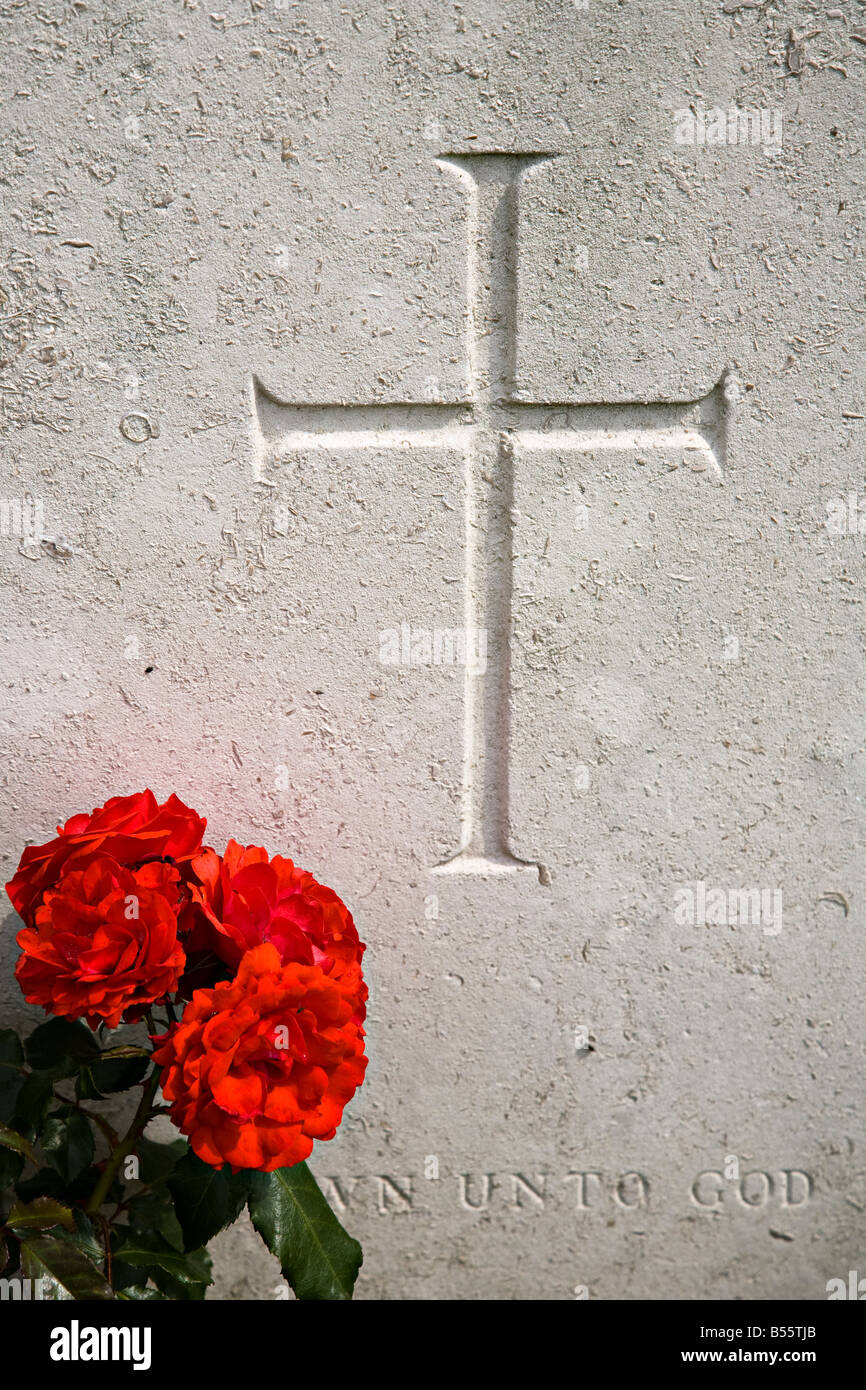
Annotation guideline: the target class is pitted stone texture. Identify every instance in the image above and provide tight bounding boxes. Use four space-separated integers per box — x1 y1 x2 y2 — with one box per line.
0 0 862 1299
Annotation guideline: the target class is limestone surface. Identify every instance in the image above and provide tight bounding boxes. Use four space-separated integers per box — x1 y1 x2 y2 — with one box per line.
0 0 863 1299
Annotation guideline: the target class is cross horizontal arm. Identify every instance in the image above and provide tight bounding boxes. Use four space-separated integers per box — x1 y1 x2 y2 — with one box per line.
255 375 729 468
505 375 728 472
253 378 473 452
507 396 717 435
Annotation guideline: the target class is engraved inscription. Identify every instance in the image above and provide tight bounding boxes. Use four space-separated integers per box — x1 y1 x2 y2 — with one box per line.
310 1168 812 1215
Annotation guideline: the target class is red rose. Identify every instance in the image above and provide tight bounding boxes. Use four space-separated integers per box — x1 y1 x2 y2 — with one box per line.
183 840 366 1022
15 856 186 1029
6 789 206 927
152 943 366 1172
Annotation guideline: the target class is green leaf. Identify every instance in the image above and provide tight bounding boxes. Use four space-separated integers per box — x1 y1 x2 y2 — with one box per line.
12 1072 54 1138
0 1231 18 1278
127 1189 184 1252
150 1264 210 1301
20 1232 113 1300
0 1030 25 1124
248 1161 362 1301
0 1030 25 1072
41 1109 95 1183
14 1164 109 1206
25 1018 99 1078
134 1137 188 1185
13 1165 65 1202
117 1284 166 1300
73 1068 102 1102
77 1053 149 1099
167 1148 253 1252
99 1045 150 1060
114 1231 211 1300
65 1212 104 1267
7 1196 76 1232
0 1028 24 1067
109 1257 146 1294
0 1122 38 1166
53 1209 105 1267
0 1145 24 1190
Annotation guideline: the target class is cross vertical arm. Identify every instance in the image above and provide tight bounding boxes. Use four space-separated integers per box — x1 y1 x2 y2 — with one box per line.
433 154 554 877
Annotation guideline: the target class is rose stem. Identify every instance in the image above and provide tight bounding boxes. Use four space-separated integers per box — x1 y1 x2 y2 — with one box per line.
84 1011 163 1216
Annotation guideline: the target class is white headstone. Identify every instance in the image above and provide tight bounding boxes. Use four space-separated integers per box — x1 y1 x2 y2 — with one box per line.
0 1 861 1300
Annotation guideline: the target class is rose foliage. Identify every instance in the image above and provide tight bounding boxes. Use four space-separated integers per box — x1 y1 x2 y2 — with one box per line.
0 792 366 1301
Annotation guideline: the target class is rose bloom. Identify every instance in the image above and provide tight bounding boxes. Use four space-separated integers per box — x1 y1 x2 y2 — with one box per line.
15 856 186 1029
152 942 367 1172
6 789 206 927
182 840 366 1022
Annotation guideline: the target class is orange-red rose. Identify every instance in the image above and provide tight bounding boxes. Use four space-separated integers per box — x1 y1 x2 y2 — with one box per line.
7 798 368 1170
152 942 367 1172
183 840 366 1022
6 790 206 927
15 856 187 1029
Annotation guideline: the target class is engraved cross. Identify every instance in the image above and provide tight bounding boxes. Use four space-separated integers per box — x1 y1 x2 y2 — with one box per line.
253 153 731 878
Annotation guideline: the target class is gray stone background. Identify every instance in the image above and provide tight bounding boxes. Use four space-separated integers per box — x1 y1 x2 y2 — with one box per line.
0 0 863 1299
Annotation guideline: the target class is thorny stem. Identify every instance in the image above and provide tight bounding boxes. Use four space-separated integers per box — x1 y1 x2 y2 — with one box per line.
109 1180 154 1222
85 1010 165 1215
85 1063 162 1216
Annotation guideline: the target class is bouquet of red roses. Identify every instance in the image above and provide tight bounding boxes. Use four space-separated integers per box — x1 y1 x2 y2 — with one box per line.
0 791 367 1300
